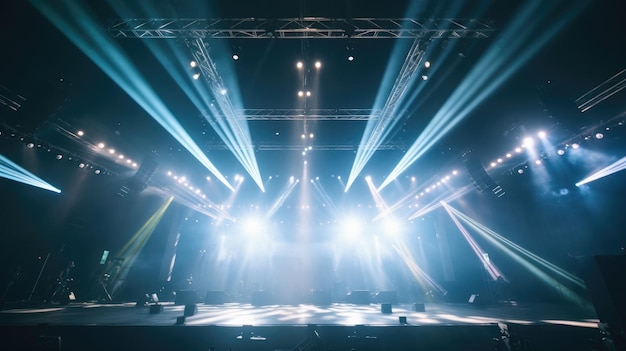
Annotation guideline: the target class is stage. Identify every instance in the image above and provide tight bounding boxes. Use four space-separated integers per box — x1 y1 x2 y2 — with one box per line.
0 301 603 350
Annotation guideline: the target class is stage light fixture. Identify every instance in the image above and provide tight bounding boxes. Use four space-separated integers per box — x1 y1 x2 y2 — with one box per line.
347 55 354 61
77 130 84 136
192 73 200 80
232 54 239 61
56 154 63 160
118 155 124 159
306 91 311 97
424 61 431 68
298 91 304 97
517 169 524 174
95 169 101 174
571 143 580 149
595 132 604 139
26 143 34 148
537 130 547 139
535 159 542 165
109 149 115 154
220 89 227 95
97 143 105 149
522 137 534 148
79 163 85 168
314 61 322 69
506 153 512 158
296 61 303 69
190 61 197 68
515 147 522 153
309 133 314 139
421 75 428 80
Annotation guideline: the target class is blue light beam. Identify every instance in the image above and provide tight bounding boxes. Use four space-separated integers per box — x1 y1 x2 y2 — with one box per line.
0 155 61 193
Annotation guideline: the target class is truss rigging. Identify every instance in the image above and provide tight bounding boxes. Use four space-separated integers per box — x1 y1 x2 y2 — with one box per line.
107 17 494 39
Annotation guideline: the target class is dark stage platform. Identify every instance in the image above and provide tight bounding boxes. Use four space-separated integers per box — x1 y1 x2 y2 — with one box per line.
0 301 602 350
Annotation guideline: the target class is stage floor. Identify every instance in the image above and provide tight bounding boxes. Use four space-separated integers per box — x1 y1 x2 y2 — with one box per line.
0 301 598 328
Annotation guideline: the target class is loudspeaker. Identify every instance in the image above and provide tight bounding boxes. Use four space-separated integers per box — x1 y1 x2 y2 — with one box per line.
583 255 626 331
184 304 197 316
175 316 186 325
373 291 398 304
149 304 163 314
175 290 198 305
381 303 392 314
399 316 407 324
413 303 426 312
205 290 227 305
346 290 370 304
464 154 505 197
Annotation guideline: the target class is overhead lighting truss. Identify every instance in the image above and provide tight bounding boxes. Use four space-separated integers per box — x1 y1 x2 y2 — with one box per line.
205 109 382 121
107 18 495 39
203 141 406 151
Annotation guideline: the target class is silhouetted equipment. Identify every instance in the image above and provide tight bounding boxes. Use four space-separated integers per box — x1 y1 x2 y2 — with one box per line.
381 303 392 314
205 290 227 305
464 154 505 197
149 304 163 314
175 290 198 305
583 255 626 345
346 290 371 304
184 304 197 316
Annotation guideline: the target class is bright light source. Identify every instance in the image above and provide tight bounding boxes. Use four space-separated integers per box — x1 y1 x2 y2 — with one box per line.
571 143 580 149
497 158 503 163
306 91 311 97
190 61 197 68
517 169 524 174
424 61 431 68
595 133 604 139
537 130 547 139
452 170 458 175
26 143 34 148
132 163 137 167
411 176 416 182
289 176 295 183
515 147 522 153
241 217 265 236
118 155 124 159
557 149 565 155
523 137 534 148
97 143 105 149
296 61 303 69
309 133 314 139
126 159 131 164
506 153 512 158
108 149 115 154
535 159 542 165
298 91 304 97
301 134 306 139
77 130 84 136
79 163 85 168
56 154 63 160
95 169 101 174
192 73 200 80
314 61 321 69
220 89 227 95
490 162 497 167
232 54 239 60
421 75 428 80
382 218 403 235
365 175 372 181
340 217 364 238
347 55 354 61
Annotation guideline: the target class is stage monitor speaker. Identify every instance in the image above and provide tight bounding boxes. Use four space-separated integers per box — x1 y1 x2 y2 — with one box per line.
346 290 371 304
184 304 197 316
373 290 398 304
149 304 163 314
399 316 407 324
583 255 626 332
205 290 227 304
175 316 186 325
413 303 426 312
381 303 392 314
175 290 198 305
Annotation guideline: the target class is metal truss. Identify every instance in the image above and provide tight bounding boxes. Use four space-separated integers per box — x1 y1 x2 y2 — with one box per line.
203 109 382 121
107 17 494 39
203 142 404 151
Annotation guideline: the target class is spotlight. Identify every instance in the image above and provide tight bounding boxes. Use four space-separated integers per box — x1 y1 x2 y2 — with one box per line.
522 137 534 148
537 131 547 139
571 143 580 149
118 154 124 159
190 61 197 68
534 159 542 165
411 176 416 182
79 163 85 168
595 132 604 139
424 61 431 68
97 143 105 149
301 134 306 139
309 133 314 139
557 149 565 155
497 158 503 163
192 73 200 80
56 154 63 160
315 61 322 69
26 143 34 148
490 162 497 167
220 89 227 95
506 153 512 158
95 169 101 174
109 149 115 154
77 130 85 136
517 169 524 174
296 61 303 69
306 91 311 97
515 147 522 153
347 55 354 61
298 91 304 97
421 75 428 80
232 54 239 60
